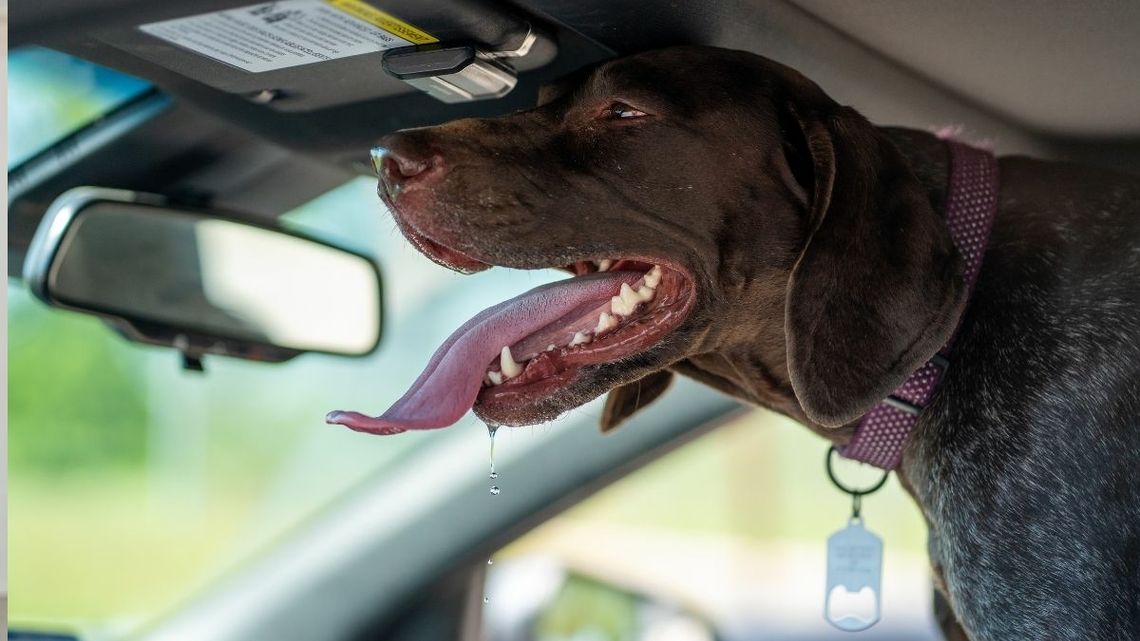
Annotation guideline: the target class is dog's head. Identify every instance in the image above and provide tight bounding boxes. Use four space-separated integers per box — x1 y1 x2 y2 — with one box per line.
328 46 965 435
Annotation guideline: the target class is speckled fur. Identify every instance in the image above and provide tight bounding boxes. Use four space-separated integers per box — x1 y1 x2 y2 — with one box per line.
901 155 1140 640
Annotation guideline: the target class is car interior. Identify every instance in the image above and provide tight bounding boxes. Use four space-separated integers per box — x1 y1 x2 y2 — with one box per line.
7 2 1139 640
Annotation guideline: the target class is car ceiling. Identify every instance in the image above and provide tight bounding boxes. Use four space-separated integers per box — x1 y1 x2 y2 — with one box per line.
9 0 1139 275
14 0 1139 142
791 0 1140 138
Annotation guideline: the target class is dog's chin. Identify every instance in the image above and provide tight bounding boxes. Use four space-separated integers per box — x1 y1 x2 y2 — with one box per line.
472 367 596 426
473 359 677 427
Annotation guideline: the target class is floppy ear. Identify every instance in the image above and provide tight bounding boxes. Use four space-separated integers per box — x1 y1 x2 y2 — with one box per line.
600 370 675 433
784 105 966 427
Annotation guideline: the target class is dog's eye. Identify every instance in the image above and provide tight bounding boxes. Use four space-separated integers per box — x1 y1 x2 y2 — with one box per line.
604 102 648 119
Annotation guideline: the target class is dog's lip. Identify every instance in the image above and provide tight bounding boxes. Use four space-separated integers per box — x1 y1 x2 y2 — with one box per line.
384 197 491 274
384 190 694 283
380 179 696 281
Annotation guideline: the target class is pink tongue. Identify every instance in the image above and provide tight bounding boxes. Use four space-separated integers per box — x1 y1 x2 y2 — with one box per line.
326 271 641 435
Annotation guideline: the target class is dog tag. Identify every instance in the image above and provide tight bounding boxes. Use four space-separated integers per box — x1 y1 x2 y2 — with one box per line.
825 517 882 632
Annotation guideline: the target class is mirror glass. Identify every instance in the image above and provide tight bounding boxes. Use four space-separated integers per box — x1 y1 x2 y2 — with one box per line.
49 202 381 355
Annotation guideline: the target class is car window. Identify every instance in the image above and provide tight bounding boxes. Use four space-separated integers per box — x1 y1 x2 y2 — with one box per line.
485 409 942 640
7 47 153 168
7 176 563 630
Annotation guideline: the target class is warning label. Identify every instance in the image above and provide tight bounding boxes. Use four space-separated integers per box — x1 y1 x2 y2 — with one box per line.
140 0 437 73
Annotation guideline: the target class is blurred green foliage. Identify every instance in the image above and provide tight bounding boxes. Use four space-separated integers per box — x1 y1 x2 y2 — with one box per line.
8 287 150 476
536 575 637 640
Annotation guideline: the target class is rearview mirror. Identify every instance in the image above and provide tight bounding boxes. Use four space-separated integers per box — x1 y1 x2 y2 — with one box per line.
24 187 383 368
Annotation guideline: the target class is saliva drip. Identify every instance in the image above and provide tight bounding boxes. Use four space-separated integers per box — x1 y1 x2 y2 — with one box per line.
487 424 501 494
484 425 501 608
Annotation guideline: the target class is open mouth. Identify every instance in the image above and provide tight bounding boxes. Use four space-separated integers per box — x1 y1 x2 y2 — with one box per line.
327 218 696 434
477 258 691 409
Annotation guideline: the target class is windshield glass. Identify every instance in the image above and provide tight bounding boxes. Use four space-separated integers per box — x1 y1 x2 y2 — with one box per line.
7 46 152 168
8 175 562 629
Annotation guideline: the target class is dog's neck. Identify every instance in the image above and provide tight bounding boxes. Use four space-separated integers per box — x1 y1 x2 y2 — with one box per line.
881 127 952 215
676 127 959 444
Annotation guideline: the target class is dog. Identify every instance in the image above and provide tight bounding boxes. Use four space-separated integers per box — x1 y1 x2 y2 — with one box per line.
328 46 1140 640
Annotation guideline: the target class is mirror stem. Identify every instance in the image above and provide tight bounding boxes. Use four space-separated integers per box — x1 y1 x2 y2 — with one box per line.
181 351 205 373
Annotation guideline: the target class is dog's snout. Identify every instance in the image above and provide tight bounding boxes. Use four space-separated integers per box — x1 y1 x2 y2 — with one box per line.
372 138 440 200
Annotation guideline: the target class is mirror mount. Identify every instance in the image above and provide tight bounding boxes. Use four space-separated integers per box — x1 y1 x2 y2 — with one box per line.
182 350 205 373
106 318 306 373
24 187 383 365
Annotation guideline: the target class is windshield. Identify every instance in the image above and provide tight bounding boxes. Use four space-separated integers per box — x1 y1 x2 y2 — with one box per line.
7 47 152 168
8 173 563 629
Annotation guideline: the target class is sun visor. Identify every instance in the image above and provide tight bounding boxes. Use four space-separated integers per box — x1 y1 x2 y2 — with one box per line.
97 0 557 112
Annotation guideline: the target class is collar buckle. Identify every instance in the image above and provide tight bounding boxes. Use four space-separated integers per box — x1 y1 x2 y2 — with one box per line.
883 354 949 416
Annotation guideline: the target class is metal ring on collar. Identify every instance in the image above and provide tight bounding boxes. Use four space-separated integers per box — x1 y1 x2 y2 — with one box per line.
825 446 890 497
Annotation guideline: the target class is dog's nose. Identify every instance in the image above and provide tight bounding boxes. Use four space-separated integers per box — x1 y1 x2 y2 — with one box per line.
371 142 437 201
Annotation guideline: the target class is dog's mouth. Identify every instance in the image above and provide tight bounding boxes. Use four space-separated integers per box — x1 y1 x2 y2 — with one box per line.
326 219 696 434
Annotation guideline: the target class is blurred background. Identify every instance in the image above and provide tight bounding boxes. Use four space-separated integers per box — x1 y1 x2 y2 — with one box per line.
8 46 938 640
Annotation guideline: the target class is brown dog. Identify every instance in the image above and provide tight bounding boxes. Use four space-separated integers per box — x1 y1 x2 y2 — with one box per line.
330 46 1140 640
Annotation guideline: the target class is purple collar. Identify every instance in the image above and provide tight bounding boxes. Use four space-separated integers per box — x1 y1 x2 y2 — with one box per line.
839 139 1000 470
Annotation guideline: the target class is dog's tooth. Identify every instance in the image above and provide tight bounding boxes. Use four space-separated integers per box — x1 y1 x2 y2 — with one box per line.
610 296 624 316
644 265 662 289
636 285 655 302
570 331 591 346
487 371 503 386
595 312 618 334
546 344 556 352
619 283 642 308
611 295 634 316
597 259 613 272
500 346 522 379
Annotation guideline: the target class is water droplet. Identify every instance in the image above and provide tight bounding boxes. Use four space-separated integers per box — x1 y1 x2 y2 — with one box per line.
483 596 489 604
489 486 501 495
487 558 494 565
486 423 501 489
